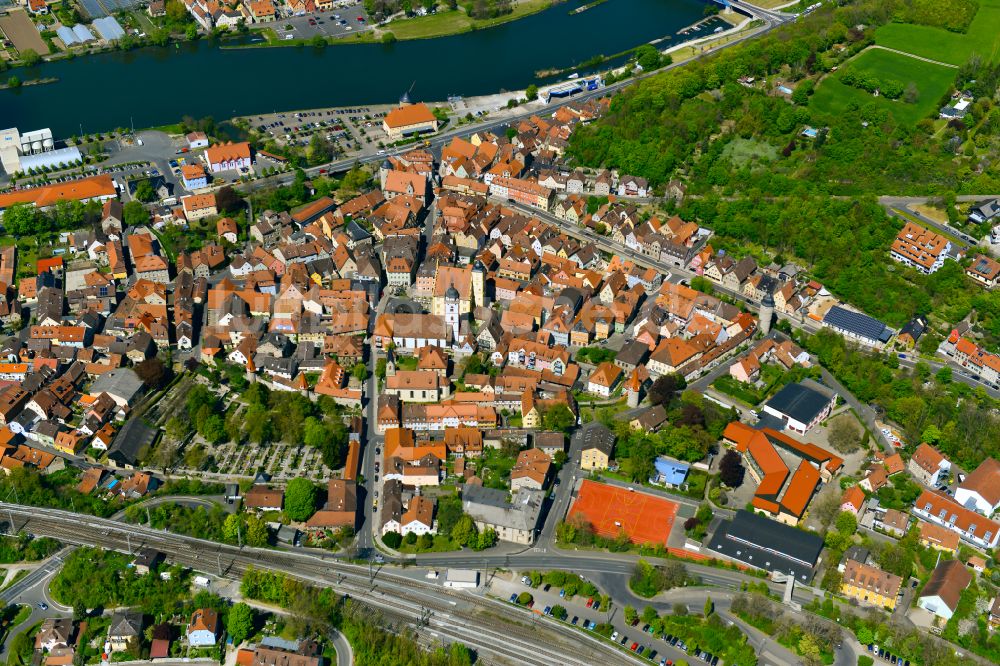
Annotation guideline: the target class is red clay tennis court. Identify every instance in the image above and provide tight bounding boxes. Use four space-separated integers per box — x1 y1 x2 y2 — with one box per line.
568 480 678 545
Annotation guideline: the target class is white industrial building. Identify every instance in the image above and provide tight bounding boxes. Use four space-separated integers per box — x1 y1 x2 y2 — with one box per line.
0 127 82 176
443 569 479 589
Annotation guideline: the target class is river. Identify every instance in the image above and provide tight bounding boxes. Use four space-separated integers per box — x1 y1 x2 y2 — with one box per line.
1 0 720 137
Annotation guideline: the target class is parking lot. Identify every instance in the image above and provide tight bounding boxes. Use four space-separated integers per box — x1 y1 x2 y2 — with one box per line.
245 104 393 155
490 576 709 666
864 642 911 666
268 3 372 41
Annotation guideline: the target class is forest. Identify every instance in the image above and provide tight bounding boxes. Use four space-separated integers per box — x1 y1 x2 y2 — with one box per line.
568 0 1000 347
803 328 1000 469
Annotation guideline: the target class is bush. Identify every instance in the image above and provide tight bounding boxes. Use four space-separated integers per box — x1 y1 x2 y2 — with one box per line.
382 531 402 548
517 592 533 606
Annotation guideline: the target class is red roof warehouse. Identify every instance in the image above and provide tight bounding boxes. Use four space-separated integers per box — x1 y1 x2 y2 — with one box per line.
568 479 678 546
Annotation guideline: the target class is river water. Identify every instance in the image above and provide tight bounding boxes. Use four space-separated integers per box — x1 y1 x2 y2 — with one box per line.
1 0 718 136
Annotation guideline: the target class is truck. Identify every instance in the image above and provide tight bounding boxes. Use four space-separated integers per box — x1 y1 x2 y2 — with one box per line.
194 576 211 588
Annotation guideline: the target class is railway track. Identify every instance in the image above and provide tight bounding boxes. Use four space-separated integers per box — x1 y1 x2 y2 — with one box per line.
5 505 632 666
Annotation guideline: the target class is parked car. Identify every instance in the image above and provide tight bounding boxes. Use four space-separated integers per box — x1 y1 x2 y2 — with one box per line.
508 593 517 603
543 606 552 616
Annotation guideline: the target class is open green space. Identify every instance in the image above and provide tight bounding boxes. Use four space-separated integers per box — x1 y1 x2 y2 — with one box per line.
810 48 954 125
874 0 1000 65
385 0 553 40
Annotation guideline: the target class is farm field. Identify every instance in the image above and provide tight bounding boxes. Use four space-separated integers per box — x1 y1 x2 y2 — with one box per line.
0 9 50 55
809 48 954 126
874 0 1000 66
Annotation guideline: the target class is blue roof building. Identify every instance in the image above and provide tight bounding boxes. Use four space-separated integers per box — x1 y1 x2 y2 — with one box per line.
652 457 689 488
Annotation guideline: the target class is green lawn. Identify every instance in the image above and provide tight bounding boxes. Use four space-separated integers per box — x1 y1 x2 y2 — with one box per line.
810 49 954 125
720 137 778 168
875 0 1000 65
386 0 553 41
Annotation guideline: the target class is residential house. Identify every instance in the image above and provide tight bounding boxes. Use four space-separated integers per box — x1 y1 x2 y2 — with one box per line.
462 485 544 545
509 448 551 491
108 609 143 652
917 520 960 553
954 457 1000 516
244 485 283 512
577 421 613 471
908 443 951 487
912 489 1000 550
966 254 1000 288
186 608 219 647
841 559 901 609
890 222 952 274
918 559 972 620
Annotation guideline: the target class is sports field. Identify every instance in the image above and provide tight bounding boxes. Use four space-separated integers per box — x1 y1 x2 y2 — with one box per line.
875 0 1000 66
810 48 954 125
568 479 678 546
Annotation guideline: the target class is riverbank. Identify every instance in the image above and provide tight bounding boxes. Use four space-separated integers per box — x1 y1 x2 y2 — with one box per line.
0 0 714 136
536 11 733 79
222 0 560 49
381 0 561 40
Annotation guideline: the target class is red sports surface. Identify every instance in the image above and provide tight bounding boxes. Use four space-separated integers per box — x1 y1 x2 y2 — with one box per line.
568 479 678 546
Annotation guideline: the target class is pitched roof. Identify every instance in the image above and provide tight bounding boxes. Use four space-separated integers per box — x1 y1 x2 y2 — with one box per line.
920 559 972 613
911 443 947 474
892 221 950 271
822 305 892 343
843 559 902 599
916 489 1000 541
384 103 437 129
764 382 832 425
957 457 1000 507
841 485 865 511
918 520 960 551
588 361 622 388
0 175 115 209
205 141 251 165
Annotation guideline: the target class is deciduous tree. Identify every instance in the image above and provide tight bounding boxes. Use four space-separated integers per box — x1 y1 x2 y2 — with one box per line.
284 478 318 522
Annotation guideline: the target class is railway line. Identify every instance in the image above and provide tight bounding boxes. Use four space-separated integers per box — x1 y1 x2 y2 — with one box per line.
3 503 636 666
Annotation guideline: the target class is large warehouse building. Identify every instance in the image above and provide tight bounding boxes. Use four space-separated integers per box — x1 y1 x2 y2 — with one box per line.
0 127 82 176
707 509 824 581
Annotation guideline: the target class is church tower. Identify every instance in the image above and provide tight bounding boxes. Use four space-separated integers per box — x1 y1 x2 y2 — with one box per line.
445 283 461 343
471 260 485 309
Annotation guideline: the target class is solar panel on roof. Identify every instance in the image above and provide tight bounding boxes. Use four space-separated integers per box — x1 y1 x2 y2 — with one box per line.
823 305 892 342
80 0 107 17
